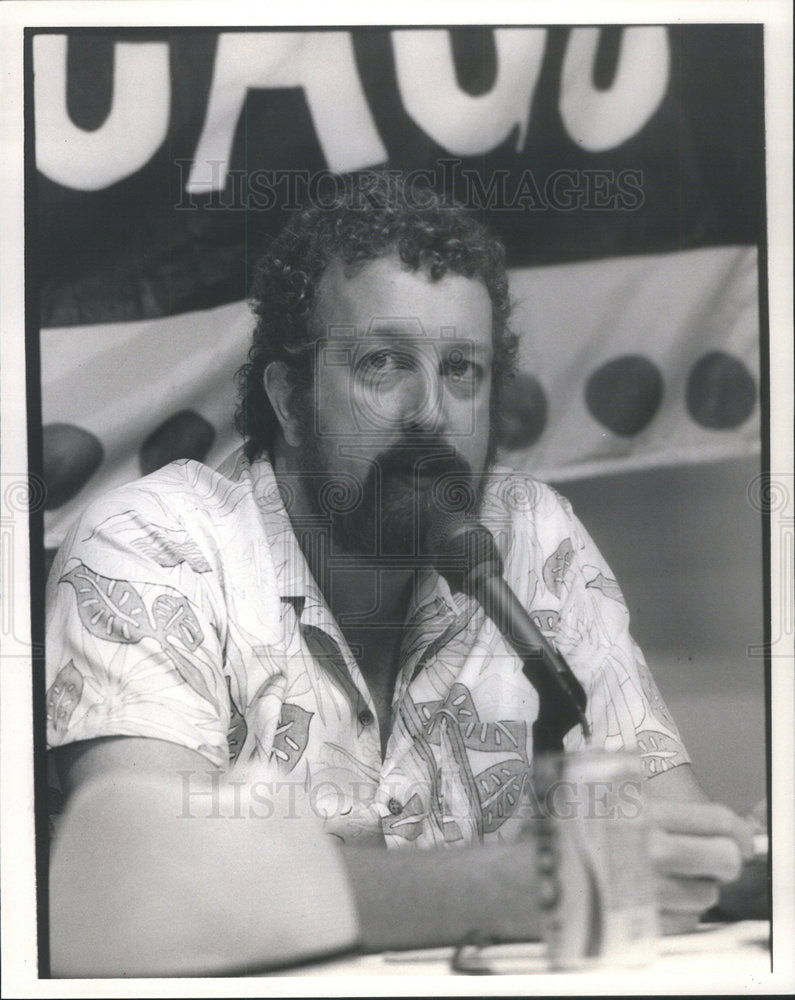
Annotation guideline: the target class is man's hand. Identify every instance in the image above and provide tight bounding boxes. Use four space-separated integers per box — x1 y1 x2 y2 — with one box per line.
647 796 754 934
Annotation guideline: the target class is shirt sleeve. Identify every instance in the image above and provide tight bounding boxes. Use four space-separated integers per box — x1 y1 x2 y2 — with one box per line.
542 489 691 777
45 482 231 769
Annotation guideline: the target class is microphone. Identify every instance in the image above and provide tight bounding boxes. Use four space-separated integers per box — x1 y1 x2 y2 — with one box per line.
425 513 591 752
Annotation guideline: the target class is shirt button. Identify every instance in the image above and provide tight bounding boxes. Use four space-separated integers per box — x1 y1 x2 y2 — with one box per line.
358 709 374 726
387 797 403 815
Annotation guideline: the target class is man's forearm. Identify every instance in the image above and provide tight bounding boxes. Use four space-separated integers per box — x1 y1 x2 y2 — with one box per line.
50 742 750 975
51 747 542 974
49 765 361 976
341 840 542 952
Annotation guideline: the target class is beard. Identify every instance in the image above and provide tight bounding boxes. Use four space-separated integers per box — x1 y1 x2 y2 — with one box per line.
293 409 495 559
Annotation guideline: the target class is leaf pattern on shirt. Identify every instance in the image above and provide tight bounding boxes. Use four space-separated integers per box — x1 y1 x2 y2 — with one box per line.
585 570 625 604
270 703 313 772
382 792 425 841
46 660 83 735
151 593 204 650
133 529 212 574
300 625 363 721
432 682 478 726
438 716 482 842
60 562 218 712
474 758 531 835
634 655 679 735
636 729 688 776
166 464 250 518
529 609 562 635
85 511 213 574
543 537 574 596
442 820 464 842
61 564 150 643
225 676 248 764
461 719 528 757
418 684 529 760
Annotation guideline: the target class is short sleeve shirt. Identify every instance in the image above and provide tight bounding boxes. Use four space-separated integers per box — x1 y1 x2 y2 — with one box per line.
45 450 689 848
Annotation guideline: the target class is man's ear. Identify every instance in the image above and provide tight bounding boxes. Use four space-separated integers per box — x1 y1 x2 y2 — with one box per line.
263 362 302 448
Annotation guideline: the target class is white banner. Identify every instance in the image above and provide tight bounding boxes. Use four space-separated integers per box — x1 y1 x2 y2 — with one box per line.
41 245 759 550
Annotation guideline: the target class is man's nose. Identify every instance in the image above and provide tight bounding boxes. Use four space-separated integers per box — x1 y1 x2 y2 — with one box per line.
400 361 445 434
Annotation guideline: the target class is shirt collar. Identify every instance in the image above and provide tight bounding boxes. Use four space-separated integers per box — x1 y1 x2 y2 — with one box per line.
228 447 464 622
222 449 322 609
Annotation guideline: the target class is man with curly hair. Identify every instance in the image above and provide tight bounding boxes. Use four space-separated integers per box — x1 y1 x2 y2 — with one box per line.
46 172 751 976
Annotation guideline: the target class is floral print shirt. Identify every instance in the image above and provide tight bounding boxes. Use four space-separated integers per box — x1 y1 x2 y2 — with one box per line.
46 450 689 848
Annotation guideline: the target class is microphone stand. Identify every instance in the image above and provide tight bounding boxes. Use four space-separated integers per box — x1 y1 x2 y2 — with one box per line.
468 568 590 756
430 521 590 757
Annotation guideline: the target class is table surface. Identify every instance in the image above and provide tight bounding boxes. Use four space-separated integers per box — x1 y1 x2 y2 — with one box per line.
272 921 777 993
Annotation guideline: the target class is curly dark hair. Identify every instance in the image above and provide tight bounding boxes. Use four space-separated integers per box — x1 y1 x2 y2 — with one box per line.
235 171 517 458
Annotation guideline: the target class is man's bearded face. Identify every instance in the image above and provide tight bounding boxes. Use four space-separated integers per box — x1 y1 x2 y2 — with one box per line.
295 425 492 556
289 255 496 557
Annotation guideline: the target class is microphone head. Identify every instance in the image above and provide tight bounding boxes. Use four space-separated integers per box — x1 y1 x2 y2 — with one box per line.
423 513 503 591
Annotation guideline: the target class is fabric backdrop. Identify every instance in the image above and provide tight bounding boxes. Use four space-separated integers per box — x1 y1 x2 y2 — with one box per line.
32 25 764 551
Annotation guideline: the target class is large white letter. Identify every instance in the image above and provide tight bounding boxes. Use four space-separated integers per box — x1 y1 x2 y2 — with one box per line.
34 35 170 191
560 27 669 152
188 32 387 191
392 29 546 155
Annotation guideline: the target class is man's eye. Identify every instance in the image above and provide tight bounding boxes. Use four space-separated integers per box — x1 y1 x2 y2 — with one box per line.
442 357 483 384
358 349 411 374
364 351 391 371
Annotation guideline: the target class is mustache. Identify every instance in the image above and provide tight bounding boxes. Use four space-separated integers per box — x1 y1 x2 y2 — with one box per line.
372 437 474 479
367 437 480 521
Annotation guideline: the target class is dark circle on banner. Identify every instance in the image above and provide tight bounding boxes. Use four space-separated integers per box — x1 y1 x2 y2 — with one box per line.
42 423 104 510
686 352 757 429
496 371 548 450
140 410 216 476
585 356 664 437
